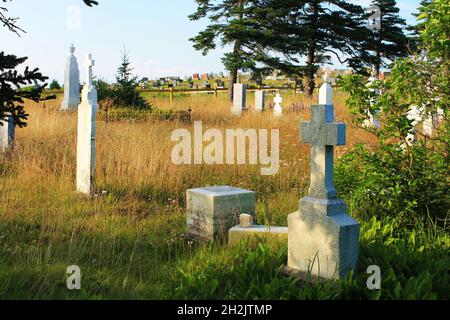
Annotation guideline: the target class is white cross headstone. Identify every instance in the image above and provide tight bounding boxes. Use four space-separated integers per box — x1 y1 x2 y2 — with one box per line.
61 44 81 111
405 105 423 146
288 104 360 280
76 54 98 195
273 93 282 116
0 115 15 152
254 90 266 112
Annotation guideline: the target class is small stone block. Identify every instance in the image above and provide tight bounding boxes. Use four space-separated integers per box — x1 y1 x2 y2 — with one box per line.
187 186 256 241
228 225 288 247
239 214 253 228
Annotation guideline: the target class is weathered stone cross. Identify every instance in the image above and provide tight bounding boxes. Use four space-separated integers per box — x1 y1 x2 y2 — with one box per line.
300 105 346 199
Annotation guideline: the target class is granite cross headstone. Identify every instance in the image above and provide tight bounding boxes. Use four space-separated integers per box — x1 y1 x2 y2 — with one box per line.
288 89 360 280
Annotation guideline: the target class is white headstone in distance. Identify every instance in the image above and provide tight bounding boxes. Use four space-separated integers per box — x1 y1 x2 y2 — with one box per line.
319 73 333 105
405 105 423 146
232 83 247 115
61 44 81 111
364 67 381 128
255 90 266 112
0 115 15 152
76 54 98 195
423 113 433 137
288 103 360 280
273 94 283 116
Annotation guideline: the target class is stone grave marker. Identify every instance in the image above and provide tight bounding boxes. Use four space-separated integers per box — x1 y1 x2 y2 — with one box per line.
76 54 98 195
0 115 15 152
61 44 81 111
255 90 266 112
363 67 381 128
287 90 360 280
319 73 333 105
273 94 282 116
232 83 247 115
228 213 288 247
186 186 256 241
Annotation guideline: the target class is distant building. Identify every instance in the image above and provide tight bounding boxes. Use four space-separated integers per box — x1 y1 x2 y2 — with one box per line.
201 73 209 80
193 73 200 81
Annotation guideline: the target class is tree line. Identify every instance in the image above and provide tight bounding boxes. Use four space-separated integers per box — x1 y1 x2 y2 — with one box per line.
1 0 412 124
189 0 412 99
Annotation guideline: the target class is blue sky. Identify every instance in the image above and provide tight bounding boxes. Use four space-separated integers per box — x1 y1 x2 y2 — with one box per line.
1 0 422 83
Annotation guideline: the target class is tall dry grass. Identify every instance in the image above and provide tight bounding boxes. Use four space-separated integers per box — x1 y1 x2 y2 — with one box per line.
2 91 377 220
0 90 379 299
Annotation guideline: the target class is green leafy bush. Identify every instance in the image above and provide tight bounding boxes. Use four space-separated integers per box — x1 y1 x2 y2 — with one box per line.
336 0 449 224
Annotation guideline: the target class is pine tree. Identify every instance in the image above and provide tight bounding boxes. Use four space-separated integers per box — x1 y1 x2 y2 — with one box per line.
0 52 52 127
250 0 368 97
189 0 261 101
359 0 410 76
113 51 148 109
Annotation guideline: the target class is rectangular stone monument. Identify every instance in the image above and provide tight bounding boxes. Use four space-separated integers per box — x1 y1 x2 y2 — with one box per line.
255 90 266 112
0 115 15 152
232 83 247 114
76 54 98 195
187 186 256 241
287 104 360 280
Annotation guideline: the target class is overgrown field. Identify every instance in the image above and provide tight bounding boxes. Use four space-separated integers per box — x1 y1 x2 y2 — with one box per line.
0 92 448 299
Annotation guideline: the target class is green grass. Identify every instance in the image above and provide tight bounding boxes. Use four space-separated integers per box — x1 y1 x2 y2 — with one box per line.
0 178 448 299
0 95 447 300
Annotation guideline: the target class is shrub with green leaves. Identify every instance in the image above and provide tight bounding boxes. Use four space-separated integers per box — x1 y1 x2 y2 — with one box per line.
336 0 449 225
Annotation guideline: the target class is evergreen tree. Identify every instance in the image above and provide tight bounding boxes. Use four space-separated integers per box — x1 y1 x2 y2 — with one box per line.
248 0 367 97
49 80 61 90
189 0 261 101
0 52 52 126
113 51 148 109
358 0 410 76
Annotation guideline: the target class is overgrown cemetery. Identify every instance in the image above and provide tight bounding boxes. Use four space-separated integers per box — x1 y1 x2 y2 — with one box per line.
0 0 448 300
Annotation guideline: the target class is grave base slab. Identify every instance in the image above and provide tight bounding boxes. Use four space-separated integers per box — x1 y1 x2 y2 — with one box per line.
228 225 287 247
